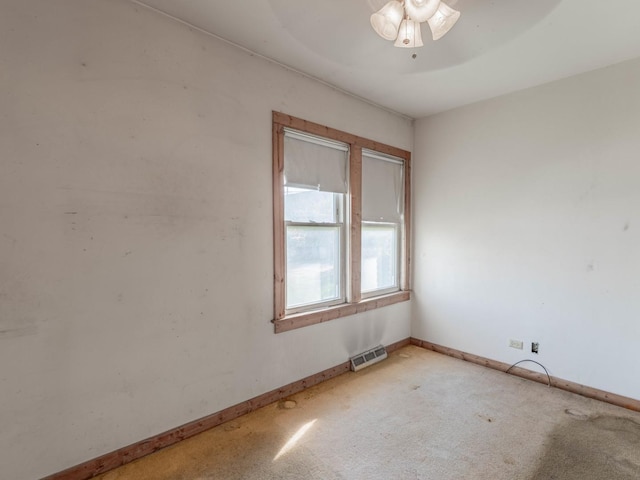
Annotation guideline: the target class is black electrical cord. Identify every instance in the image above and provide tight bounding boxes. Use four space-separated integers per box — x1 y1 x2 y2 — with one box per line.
505 360 552 387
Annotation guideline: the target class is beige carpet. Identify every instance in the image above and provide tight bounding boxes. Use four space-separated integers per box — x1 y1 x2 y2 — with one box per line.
97 345 640 479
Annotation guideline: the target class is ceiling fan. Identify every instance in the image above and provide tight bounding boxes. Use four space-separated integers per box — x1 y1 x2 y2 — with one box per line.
370 0 460 48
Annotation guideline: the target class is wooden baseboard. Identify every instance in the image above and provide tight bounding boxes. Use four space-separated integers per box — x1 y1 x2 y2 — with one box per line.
410 338 640 412
43 337 410 480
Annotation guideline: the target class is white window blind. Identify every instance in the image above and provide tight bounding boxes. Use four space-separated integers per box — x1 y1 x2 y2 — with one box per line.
362 150 404 222
284 129 348 193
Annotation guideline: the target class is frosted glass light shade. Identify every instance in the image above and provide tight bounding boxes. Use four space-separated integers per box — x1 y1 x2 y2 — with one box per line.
404 0 441 23
427 2 461 40
370 1 404 41
394 19 424 48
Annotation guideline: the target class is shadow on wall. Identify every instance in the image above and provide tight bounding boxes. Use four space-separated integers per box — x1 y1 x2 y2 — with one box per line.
530 411 640 479
341 314 387 357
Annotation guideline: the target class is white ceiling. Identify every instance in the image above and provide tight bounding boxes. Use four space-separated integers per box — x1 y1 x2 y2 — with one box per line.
135 0 640 118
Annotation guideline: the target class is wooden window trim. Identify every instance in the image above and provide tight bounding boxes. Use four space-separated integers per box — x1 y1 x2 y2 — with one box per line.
350 145 362 304
272 111 411 333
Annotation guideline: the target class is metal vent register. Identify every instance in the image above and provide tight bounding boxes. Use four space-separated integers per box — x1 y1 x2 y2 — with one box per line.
350 345 388 372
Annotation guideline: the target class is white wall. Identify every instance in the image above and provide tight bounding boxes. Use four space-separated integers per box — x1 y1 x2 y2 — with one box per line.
0 1 412 478
413 57 640 401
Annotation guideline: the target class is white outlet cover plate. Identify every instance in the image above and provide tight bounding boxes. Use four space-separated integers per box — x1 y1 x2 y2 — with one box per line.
509 339 524 349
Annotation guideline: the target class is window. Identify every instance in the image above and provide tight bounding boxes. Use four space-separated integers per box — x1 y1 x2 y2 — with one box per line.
361 150 405 297
283 130 348 313
273 112 411 333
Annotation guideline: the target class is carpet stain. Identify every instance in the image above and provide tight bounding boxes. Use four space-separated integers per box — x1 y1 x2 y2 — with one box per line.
564 408 589 420
278 400 297 409
223 422 240 432
530 415 640 479
476 413 494 423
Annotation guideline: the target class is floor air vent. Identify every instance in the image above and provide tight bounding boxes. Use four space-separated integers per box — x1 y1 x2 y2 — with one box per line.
350 345 388 372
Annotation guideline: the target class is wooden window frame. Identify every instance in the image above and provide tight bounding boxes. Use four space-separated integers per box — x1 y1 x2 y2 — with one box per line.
272 112 411 333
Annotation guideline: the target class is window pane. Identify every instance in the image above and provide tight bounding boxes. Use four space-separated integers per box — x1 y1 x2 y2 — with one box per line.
286 226 342 308
361 224 398 293
285 187 340 223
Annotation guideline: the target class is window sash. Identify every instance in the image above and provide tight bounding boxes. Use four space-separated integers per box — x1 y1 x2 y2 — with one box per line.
360 222 401 299
285 222 345 314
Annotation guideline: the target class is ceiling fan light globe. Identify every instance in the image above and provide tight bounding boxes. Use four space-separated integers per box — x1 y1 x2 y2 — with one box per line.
404 0 441 23
427 2 461 40
393 19 424 48
370 1 404 41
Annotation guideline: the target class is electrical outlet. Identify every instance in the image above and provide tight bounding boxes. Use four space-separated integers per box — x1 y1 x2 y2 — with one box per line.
531 342 539 354
509 339 523 350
